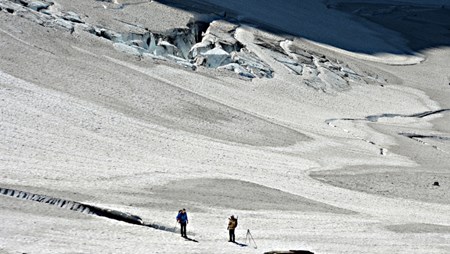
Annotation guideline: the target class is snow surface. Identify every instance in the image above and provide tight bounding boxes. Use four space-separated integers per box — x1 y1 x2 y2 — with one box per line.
1 0 450 253
164 0 423 64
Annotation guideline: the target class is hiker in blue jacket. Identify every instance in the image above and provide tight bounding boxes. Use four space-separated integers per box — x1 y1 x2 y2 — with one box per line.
176 208 188 237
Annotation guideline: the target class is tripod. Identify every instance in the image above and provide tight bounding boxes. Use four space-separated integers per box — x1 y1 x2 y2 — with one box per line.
245 229 257 249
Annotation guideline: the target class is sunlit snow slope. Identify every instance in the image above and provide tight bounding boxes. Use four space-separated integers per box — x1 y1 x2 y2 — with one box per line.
1 0 450 253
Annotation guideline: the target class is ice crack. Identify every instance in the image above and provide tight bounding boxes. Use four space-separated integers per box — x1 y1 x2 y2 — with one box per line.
0 187 178 233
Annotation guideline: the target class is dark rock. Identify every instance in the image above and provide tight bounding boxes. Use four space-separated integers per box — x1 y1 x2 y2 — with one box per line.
264 251 314 254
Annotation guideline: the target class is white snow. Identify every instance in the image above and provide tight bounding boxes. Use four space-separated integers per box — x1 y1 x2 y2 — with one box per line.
1 0 450 253
201 47 231 68
192 0 423 64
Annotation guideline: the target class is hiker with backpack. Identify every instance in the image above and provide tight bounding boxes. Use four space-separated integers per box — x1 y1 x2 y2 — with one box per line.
176 208 188 238
227 215 238 242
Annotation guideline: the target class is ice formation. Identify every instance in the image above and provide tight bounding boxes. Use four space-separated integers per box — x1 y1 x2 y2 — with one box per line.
0 0 385 90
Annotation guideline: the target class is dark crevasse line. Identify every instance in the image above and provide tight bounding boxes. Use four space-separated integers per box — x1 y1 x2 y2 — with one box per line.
0 187 176 233
325 109 450 155
366 109 450 122
408 109 450 118
326 109 450 125
325 117 362 125
399 133 450 141
398 132 450 154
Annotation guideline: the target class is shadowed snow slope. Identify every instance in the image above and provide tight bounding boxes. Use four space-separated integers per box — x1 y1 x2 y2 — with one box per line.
1 0 450 253
158 0 450 64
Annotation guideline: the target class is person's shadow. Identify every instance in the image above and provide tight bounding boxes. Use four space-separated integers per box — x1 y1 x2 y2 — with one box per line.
232 241 248 247
184 236 199 243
